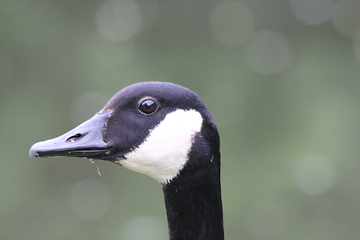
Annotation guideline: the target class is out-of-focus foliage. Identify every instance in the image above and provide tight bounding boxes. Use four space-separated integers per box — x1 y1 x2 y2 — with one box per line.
1 0 360 239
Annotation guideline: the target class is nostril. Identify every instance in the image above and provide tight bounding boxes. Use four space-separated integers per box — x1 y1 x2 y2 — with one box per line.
67 134 82 143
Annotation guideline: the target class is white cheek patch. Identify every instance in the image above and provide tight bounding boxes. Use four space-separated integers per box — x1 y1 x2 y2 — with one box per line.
118 109 203 184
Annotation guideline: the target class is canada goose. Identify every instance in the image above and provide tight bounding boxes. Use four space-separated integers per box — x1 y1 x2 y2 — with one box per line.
29 82 224 240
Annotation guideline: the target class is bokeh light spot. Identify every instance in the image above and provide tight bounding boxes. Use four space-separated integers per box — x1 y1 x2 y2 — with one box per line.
70 179 112 220
120 216 168 240
95 0 142 41
290 0 334 25
294 155 335 196
209 1 254 46
243 30 292 75
246 201 285 240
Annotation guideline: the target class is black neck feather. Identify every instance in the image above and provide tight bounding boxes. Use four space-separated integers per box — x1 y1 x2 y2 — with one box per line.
162 131 224 240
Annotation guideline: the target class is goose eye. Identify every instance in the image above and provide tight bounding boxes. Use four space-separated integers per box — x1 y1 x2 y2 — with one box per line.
138 99 158 115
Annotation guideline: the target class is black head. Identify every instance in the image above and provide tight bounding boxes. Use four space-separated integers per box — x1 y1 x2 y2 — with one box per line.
29 82 219 183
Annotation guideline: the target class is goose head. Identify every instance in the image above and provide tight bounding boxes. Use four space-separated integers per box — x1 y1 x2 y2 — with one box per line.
29 81 219 184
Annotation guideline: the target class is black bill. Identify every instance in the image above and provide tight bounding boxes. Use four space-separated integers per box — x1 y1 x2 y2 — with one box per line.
29 111 111 158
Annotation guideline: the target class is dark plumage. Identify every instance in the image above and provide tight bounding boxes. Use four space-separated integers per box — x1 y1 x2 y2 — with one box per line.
30 82 224 240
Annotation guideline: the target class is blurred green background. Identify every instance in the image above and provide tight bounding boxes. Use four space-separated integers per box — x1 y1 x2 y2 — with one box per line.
1 0 360 239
